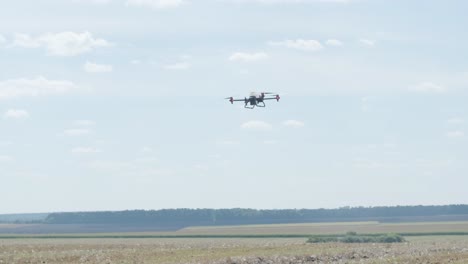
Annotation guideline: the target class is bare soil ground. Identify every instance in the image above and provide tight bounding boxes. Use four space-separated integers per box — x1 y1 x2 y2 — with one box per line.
1 236 468 264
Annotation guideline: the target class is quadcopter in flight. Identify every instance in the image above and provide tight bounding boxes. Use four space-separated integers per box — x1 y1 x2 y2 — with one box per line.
225 92 280 109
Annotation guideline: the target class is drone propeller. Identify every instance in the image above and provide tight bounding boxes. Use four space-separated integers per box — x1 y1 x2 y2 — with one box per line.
224 97 234 104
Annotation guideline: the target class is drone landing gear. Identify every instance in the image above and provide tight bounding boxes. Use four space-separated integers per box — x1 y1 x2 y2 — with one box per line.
244 104 255 109
257 102 266 107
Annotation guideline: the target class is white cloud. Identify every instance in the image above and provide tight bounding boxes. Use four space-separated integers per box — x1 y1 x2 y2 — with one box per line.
0 76 78 100
72 147 102 153
359 39 375 47
0 34 6 45
269 39 323 51
283 120 305 128
0 141 13 146
227 0 352 3
447 118 464 125
326 39 343 46
409 82 446 93
84 62 113 73
447 131 464 138
13 32 111 56
74 120 96 126
352 158 388 170
141 146 153 153
229 52 269 62
163 62 191 70
361 96 372 112
217 140 241 146
4 109 30 119
135 156 159 163
0 155 13 162
72 0 112 4
87 160 132 171
241 120 272 130
64 129 91 136
126 0 184 9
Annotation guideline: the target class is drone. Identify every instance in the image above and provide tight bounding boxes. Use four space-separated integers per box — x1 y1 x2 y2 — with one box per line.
225 92 280 109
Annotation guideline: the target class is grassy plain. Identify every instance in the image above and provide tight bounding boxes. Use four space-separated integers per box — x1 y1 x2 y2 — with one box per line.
177 221 468 236
1 222 468 263
1 236 468 263
3 221 468 238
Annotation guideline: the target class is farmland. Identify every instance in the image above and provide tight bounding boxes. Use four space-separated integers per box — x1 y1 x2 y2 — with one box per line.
1 236 468 263
1 221 468 263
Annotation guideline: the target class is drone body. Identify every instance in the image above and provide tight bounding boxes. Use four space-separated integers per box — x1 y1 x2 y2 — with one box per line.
225 92 280 109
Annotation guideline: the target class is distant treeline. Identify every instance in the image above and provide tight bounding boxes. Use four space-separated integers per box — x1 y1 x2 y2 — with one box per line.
0 213 49 224
43 205 468 226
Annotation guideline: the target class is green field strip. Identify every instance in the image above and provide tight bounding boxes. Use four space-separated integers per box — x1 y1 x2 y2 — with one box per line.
1 232 468 239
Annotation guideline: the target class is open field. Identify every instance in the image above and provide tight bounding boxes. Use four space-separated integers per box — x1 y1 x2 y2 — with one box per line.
177 221 468 236
2 221 468 237
1 236 468 263
2 222 468 263
0 222 468 237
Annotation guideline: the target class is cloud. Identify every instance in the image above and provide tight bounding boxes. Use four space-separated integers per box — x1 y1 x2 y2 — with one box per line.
241 120 272 130
229 52 269 62
72 0 112 4
84 62 113 73
3 109 30 119
326 39 343 47
269 39 323 51
0 34 6 45
72 147 102 153
163 62 191 70
447 131 464 138
409 82 446 93
74 120 96 126
0 76 78 100
227 0 353 3
64 128 91 136
283 120 305 128
135 156 159 163
87 160 133 171
447 118 464 125
13 32 111 56
263 140 278 145
126 0 184 9
0 141 13 146
0 155 13 162
359 39 375 47
217 140 241 146
361 96 372 112
141 146 153 153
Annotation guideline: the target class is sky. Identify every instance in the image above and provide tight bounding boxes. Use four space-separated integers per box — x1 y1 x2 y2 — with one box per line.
1 0 468 213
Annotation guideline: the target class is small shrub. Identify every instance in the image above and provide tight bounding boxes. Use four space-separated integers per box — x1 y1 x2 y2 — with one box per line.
306 236 338 243
307 233 405 244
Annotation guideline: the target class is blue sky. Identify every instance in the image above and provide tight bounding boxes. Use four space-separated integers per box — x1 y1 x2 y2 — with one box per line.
1 0 467 213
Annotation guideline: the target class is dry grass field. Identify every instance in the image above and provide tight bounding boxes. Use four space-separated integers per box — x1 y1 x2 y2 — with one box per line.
177 221 468 235
1 222 468 263
1 236 468 263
